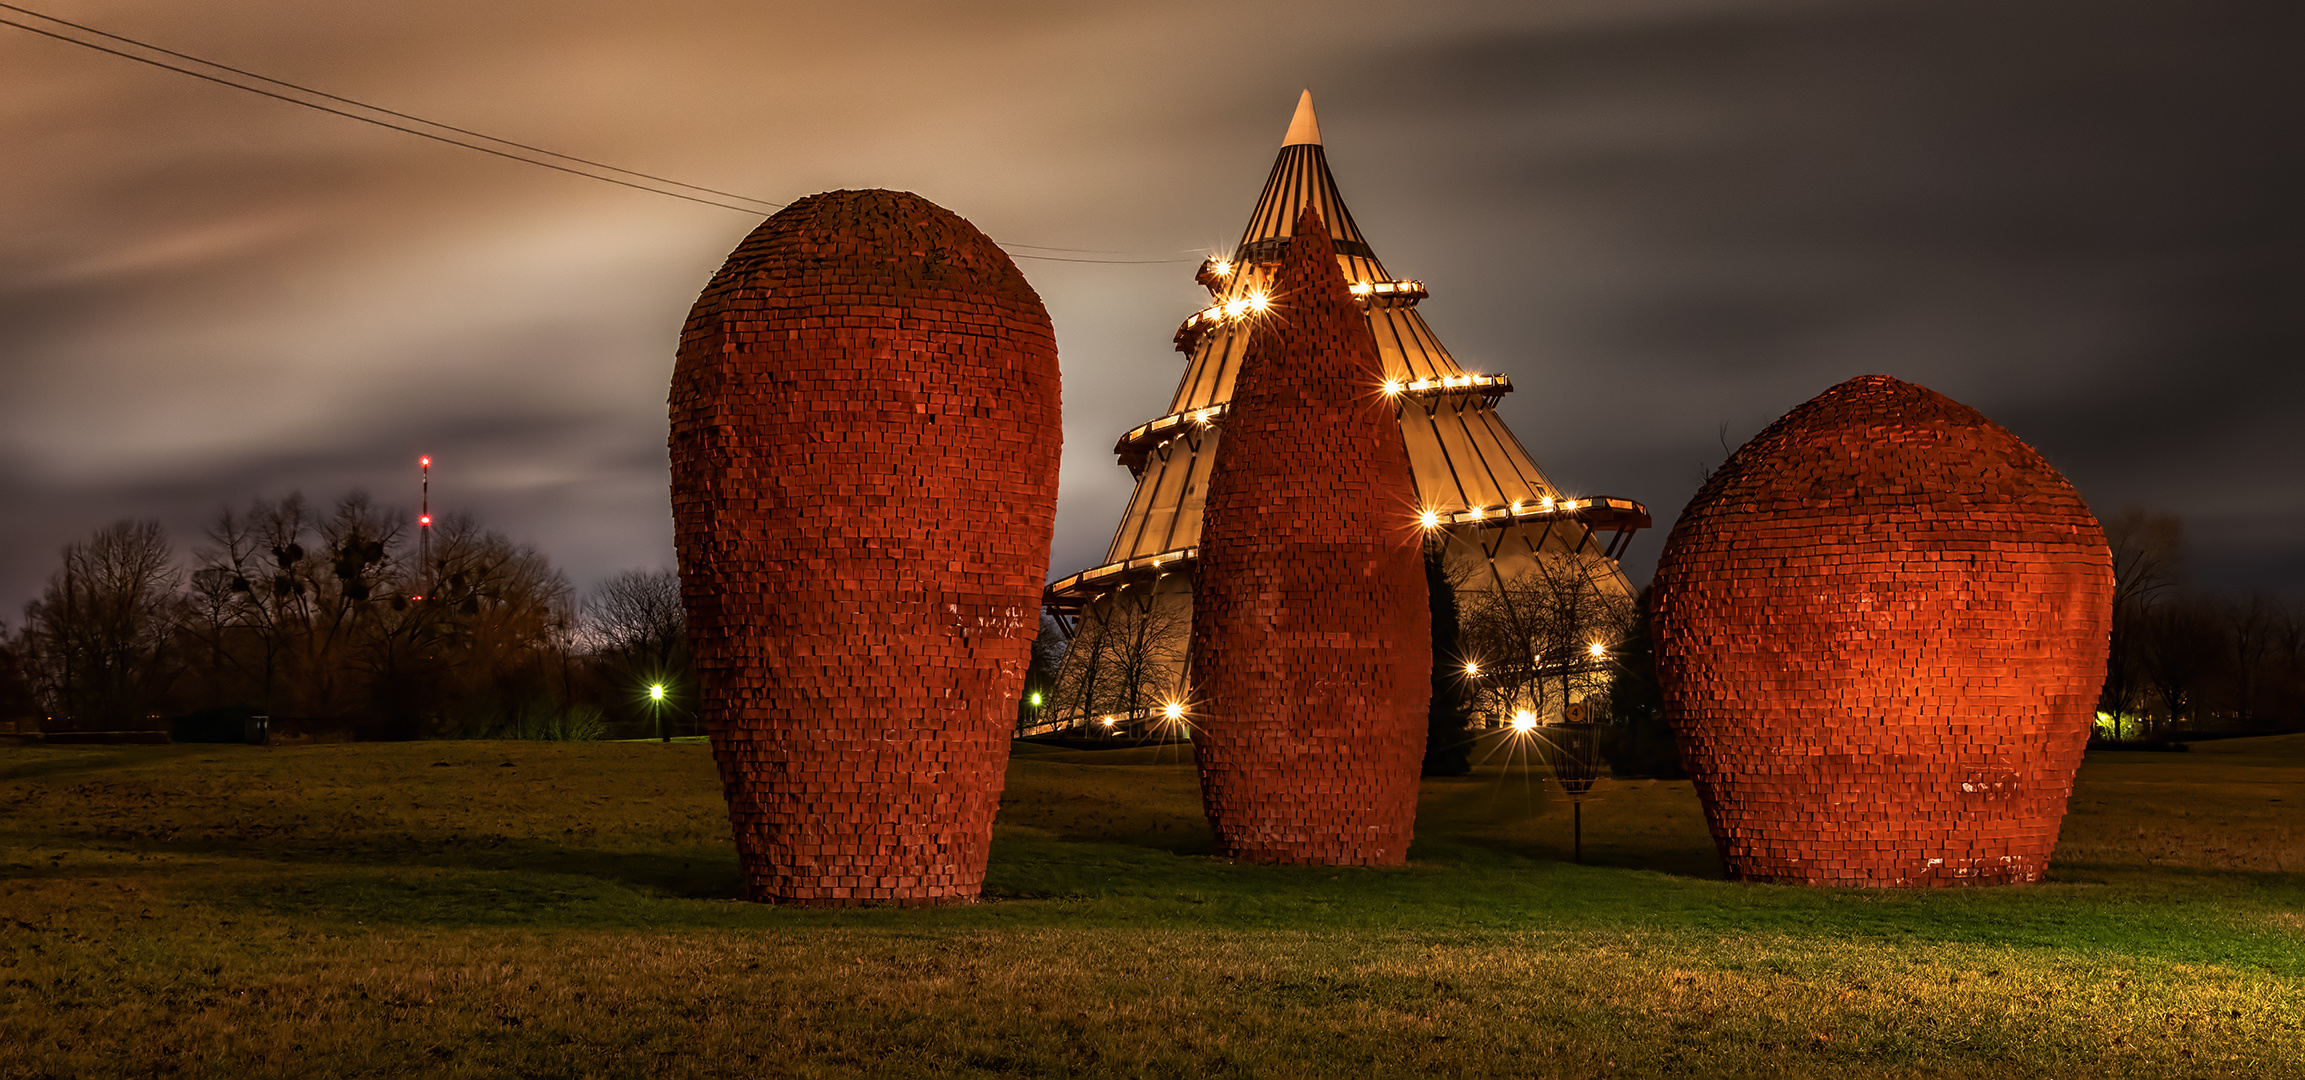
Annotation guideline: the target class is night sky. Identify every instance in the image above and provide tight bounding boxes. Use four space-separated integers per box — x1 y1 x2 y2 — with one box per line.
3 0 2297 620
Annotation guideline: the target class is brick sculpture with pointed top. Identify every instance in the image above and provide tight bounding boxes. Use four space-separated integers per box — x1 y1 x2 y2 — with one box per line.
1189 205 1430 866
669 189 1061 906
1651 375 2112 886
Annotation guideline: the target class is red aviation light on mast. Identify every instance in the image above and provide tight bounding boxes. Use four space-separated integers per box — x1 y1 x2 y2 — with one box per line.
417 454 434 600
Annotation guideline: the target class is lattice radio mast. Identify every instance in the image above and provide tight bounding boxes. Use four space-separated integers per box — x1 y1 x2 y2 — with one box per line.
417 455 433 600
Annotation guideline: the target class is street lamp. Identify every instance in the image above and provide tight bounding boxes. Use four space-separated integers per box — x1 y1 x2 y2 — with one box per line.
1022 690 1045 737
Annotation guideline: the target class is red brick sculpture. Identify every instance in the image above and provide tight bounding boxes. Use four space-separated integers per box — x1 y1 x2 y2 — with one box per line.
1652 375 2112 887
668 189 1061 906
1189 206 1430 866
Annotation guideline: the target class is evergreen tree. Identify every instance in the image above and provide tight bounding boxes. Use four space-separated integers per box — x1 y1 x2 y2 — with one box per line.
1422 544 1472 776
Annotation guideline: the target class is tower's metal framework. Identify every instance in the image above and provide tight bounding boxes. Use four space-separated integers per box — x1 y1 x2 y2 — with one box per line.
1042 92 1649 733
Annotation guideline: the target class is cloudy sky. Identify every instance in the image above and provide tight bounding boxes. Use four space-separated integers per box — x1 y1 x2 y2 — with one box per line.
2 0 2296 618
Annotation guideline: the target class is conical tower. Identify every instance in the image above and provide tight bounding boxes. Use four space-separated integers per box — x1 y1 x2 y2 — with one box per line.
1042 91 1649 733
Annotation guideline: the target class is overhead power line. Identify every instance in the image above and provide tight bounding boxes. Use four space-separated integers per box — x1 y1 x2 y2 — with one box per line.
0 11 772 215
0 3 1194 265
1 1 784 211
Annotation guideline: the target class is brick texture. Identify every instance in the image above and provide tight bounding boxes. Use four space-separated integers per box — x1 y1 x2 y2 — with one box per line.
1652 375 2111 887
668 189 1061 906
1189 206 1430 867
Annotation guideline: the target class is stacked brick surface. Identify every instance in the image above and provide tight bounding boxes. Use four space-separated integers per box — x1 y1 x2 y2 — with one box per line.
1189 206 1430 866
668 189 1061 906
1651 375 2111 887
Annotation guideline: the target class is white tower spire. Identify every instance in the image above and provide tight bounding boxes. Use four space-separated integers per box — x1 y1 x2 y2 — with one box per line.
1281 89 1322 146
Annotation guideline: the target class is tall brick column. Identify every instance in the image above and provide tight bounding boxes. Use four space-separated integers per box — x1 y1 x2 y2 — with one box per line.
1652 375 2111 886
1189 206 1430 866
669 189 1061 905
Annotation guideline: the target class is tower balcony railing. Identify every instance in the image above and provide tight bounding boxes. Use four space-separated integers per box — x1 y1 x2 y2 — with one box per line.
1346 279 1427 307
1044 546 1196 616
1043 494 1651 615
1114 373 1515 473
1232 235 1379 265
1173 277 1429 354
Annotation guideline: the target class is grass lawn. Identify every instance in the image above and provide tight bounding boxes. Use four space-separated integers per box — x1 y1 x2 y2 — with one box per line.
2 732 2300 1078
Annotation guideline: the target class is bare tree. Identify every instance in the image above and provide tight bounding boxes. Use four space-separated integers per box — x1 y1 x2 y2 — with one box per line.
0 633 36 725
19 520 181 727
367 512 572 737
1031 611 1069 685
2136 597 2221 737
1016 611 1067 733
2273 600 2305 726
2099 506 2184 730
1048 582 1187 732
583 570 685 661
581 569 688 738
16 494 599 740
300 492 402 716
1456 551 1636 726
2222 593 2279 725
183 492 403 718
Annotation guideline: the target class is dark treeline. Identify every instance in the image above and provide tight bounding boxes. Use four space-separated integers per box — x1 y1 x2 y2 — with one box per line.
2096 508 2305 739
1 492 695 740
6 496 2297 745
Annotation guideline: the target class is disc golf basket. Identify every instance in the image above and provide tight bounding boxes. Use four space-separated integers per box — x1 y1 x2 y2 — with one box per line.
1540 717 1604 862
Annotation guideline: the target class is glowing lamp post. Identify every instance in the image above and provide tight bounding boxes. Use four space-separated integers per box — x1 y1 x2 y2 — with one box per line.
1020 690 1045 736
1161 701 1189 739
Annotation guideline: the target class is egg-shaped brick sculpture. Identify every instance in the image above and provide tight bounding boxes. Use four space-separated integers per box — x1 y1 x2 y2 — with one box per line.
1651 375 2111 886
669 189 1061 906
1189 205 1431 866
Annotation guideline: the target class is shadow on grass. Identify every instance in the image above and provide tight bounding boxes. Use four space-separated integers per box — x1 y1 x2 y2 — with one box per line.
22 831 745 900
12 739 2304 976
69 825 2302 975
0 743 223 782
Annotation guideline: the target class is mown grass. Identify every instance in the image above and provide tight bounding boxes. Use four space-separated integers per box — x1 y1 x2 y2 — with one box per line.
1 733 2299 1078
